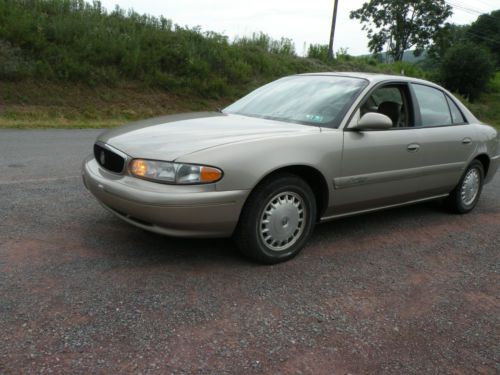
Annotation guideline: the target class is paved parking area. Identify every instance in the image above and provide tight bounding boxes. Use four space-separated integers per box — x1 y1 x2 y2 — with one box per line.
1 130 499 374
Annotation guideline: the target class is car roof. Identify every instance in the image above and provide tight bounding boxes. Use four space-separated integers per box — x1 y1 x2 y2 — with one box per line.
300 71 436 86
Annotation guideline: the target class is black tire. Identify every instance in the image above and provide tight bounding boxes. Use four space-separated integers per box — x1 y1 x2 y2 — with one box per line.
234 173 317 264
445 160 484 214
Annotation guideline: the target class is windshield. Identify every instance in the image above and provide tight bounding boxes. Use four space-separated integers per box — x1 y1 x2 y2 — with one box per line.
223 75 368 127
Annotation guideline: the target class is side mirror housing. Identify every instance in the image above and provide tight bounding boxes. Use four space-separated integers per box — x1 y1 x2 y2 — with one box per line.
352 112 393 131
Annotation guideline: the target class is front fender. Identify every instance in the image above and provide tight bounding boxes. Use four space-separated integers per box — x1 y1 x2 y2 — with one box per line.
176 129 343 199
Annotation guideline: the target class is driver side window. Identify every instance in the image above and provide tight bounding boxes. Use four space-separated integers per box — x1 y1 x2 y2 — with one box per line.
360 85 411 128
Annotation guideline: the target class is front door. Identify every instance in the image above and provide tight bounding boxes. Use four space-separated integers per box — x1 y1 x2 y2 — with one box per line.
332 83 424 214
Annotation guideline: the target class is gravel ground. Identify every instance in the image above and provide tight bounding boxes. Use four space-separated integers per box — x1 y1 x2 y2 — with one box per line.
1 130 499 374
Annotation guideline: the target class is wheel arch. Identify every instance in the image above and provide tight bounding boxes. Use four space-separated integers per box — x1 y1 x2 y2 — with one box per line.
245 164 330 221
474 153 490 177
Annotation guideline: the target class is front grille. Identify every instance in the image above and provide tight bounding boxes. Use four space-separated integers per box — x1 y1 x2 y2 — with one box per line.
94 143 125 173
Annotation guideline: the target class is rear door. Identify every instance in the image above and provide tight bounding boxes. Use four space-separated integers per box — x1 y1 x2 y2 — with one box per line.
410 83 476 197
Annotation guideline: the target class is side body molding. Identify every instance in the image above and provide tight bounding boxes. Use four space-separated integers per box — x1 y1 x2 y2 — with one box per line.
334 162 465 189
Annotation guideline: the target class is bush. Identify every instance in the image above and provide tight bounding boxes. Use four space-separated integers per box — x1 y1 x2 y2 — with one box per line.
385 61 428 80
0 39 31 79
307 44 329 62
439 43 495 101
0 0 314 95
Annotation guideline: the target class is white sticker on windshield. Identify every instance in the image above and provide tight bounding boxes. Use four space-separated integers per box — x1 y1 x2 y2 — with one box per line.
306 114 324 123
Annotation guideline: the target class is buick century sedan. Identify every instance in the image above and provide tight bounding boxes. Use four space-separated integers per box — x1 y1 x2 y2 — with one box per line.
83 73 499 263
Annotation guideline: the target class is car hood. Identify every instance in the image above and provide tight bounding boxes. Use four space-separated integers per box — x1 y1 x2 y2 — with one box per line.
98 112 319 160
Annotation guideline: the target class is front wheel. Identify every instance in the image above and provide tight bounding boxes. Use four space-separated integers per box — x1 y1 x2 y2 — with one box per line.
234 173 317 264
445 160 484 214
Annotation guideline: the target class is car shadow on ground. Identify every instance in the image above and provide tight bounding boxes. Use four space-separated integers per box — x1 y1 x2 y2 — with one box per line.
80 200 449 267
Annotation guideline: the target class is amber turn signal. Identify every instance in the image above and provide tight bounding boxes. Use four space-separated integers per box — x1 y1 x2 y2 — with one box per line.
200 167 223 183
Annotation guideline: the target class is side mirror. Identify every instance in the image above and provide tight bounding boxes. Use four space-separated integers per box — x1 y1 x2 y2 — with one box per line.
352 112 393 131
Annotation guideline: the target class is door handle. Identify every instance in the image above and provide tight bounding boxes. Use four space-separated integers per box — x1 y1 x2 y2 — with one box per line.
407 143 420 152
462 138 472 145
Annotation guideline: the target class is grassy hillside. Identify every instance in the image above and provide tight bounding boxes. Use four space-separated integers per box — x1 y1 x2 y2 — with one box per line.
0 0 338 97
0 81 232 128
3 72 497 129
0 0 498 129
467 73 500 128
0 0 382 128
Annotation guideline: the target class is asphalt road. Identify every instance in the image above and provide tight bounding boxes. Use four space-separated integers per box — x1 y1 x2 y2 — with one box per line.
1 130 499 374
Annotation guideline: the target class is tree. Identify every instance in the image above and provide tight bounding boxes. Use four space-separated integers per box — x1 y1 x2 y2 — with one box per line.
468 10 500 68
427 23 469 63
439 43 495 101
350 0 452 62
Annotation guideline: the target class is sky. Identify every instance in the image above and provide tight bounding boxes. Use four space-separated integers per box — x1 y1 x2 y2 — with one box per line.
99 0 498 56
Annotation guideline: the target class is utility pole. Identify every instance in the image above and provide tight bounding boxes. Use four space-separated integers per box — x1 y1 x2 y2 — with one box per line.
328 0 339 60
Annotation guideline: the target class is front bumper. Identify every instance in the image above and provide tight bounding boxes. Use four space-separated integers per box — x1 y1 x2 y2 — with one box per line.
82 156 249 238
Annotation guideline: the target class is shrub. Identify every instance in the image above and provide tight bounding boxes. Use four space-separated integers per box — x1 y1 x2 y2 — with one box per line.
307 44 329 62
0 1 314 95
0 39 31 79
439 42 495 101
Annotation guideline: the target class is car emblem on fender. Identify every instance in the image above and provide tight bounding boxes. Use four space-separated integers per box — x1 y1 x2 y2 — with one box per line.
100 151 106 165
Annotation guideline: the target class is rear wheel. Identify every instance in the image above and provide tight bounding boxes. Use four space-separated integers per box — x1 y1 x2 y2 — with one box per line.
445 160 484 213
234 173 317 264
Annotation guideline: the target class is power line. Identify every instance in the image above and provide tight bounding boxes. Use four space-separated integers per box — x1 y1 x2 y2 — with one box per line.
446 1 500 20
475 0 499 9
442 1 499 46
449 3 484 15
465 30 499 45
449 0 491 13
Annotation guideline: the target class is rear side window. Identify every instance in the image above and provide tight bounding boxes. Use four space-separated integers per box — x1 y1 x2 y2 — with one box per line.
446 96 466 124
413 84 452 127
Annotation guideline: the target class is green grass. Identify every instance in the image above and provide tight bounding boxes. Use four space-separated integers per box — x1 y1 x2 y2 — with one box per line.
465 72 500 129
0 0 332 97
1 77 498 129
468 93 500 129
0 58 419 130
0 81 231 128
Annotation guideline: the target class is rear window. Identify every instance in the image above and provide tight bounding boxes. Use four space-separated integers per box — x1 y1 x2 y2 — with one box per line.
446 96 466 124
413 84 452 127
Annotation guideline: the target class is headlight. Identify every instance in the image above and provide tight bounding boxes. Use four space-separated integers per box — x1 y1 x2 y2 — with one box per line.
129 159 223 184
